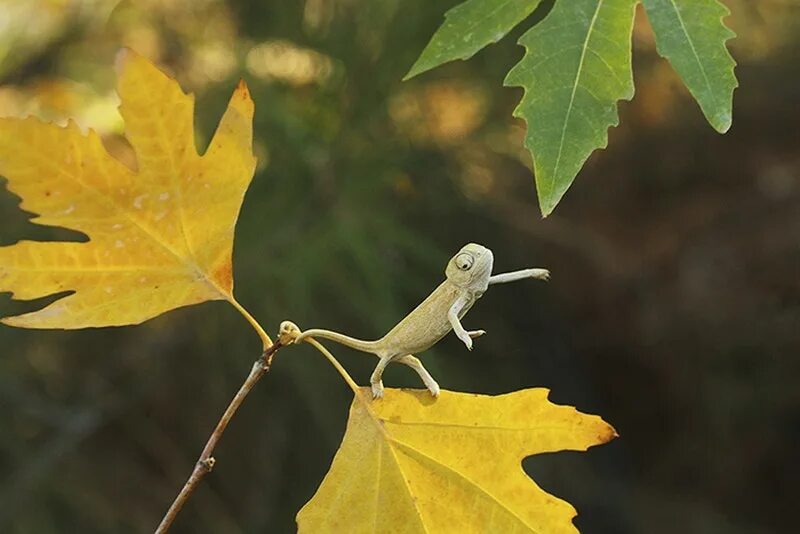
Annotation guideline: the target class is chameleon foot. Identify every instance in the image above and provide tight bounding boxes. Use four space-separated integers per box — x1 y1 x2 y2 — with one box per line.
533 268 550 281
468 329 486 339
396 355 440 398
371 380 384 399
457 332 474 351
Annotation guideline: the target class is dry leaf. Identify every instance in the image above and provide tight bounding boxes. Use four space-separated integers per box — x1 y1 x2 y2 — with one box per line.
298 387 617 533
0 50 256 328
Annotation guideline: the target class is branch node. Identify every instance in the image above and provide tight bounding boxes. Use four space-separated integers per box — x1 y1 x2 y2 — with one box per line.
157 338 285 532
199 457 216 472
260 339 284 370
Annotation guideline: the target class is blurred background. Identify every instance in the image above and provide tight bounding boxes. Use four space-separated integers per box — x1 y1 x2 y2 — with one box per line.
0 0 798 532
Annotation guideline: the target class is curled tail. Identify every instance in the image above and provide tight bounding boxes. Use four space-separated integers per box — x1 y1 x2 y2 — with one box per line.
294 328 379 354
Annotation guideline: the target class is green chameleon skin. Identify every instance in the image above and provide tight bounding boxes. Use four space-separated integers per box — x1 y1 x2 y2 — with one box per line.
293 243 550 399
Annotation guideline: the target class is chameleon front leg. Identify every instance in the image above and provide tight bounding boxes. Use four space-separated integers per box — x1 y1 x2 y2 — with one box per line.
448 294 481 350
488 268 550 285
396 354 440 397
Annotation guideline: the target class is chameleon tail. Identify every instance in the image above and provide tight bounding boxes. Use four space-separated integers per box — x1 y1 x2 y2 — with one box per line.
294 329 379 354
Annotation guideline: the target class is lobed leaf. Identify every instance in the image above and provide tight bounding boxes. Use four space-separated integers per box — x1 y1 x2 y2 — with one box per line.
297 387 616 533
642 0 737 133
0 50 256 328
405 0 545 80
505 0 637 217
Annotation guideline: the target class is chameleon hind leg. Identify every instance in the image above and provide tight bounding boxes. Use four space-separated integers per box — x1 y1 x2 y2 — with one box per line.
370 354 441 399
396 354 440 397
370 355 392 399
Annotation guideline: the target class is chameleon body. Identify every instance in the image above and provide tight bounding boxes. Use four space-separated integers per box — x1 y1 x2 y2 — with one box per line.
294 243 549 398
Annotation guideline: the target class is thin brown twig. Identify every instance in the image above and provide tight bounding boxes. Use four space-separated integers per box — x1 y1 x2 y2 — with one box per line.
155 341 283 533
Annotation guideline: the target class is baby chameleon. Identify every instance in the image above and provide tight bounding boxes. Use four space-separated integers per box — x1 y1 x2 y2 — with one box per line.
294 243 550 399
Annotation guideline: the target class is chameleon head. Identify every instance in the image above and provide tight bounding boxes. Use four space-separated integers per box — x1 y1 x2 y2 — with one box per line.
445 243 494 291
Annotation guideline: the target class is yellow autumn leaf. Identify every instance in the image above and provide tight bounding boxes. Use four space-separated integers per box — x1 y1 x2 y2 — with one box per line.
0 50 256 329
298 387 616 534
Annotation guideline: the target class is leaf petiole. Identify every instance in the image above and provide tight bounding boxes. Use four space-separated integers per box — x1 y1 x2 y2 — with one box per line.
304 338 363 397
301 337 396 444
228 296 273 348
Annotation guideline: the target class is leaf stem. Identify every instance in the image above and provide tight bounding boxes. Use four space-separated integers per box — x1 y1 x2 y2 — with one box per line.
228 296 272 348
301 337 396 444
304 337 362 395
302 337 385 419
155 340 283 533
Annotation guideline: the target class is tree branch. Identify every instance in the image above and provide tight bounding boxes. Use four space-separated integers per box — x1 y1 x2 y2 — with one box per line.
155 341 284 533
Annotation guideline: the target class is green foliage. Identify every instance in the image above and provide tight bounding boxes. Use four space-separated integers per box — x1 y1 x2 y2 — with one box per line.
506 0 636 216
404 0 544 80
408 0 739 216
642 0 737 133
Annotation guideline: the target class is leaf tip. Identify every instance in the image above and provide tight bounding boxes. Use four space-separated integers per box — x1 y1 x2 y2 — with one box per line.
235 78 250 98
228 79 255 119
0 314 28 328
713 111 733 134
402 62 427 81
538 190 562 218
602 424 620 444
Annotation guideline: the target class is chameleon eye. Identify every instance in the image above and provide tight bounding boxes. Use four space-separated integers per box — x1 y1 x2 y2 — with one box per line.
455 253 474 271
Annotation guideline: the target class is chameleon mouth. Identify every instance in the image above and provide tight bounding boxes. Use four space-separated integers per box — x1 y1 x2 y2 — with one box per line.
470 248 494 283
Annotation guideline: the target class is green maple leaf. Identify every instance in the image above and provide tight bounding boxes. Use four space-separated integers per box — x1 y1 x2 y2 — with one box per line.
504 0 637 216
642 0 737 133
406 0 738 216
404 0 545 80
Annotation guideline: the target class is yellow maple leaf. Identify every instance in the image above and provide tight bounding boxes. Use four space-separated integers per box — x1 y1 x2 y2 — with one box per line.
298 387 616 534
0 50 258 330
